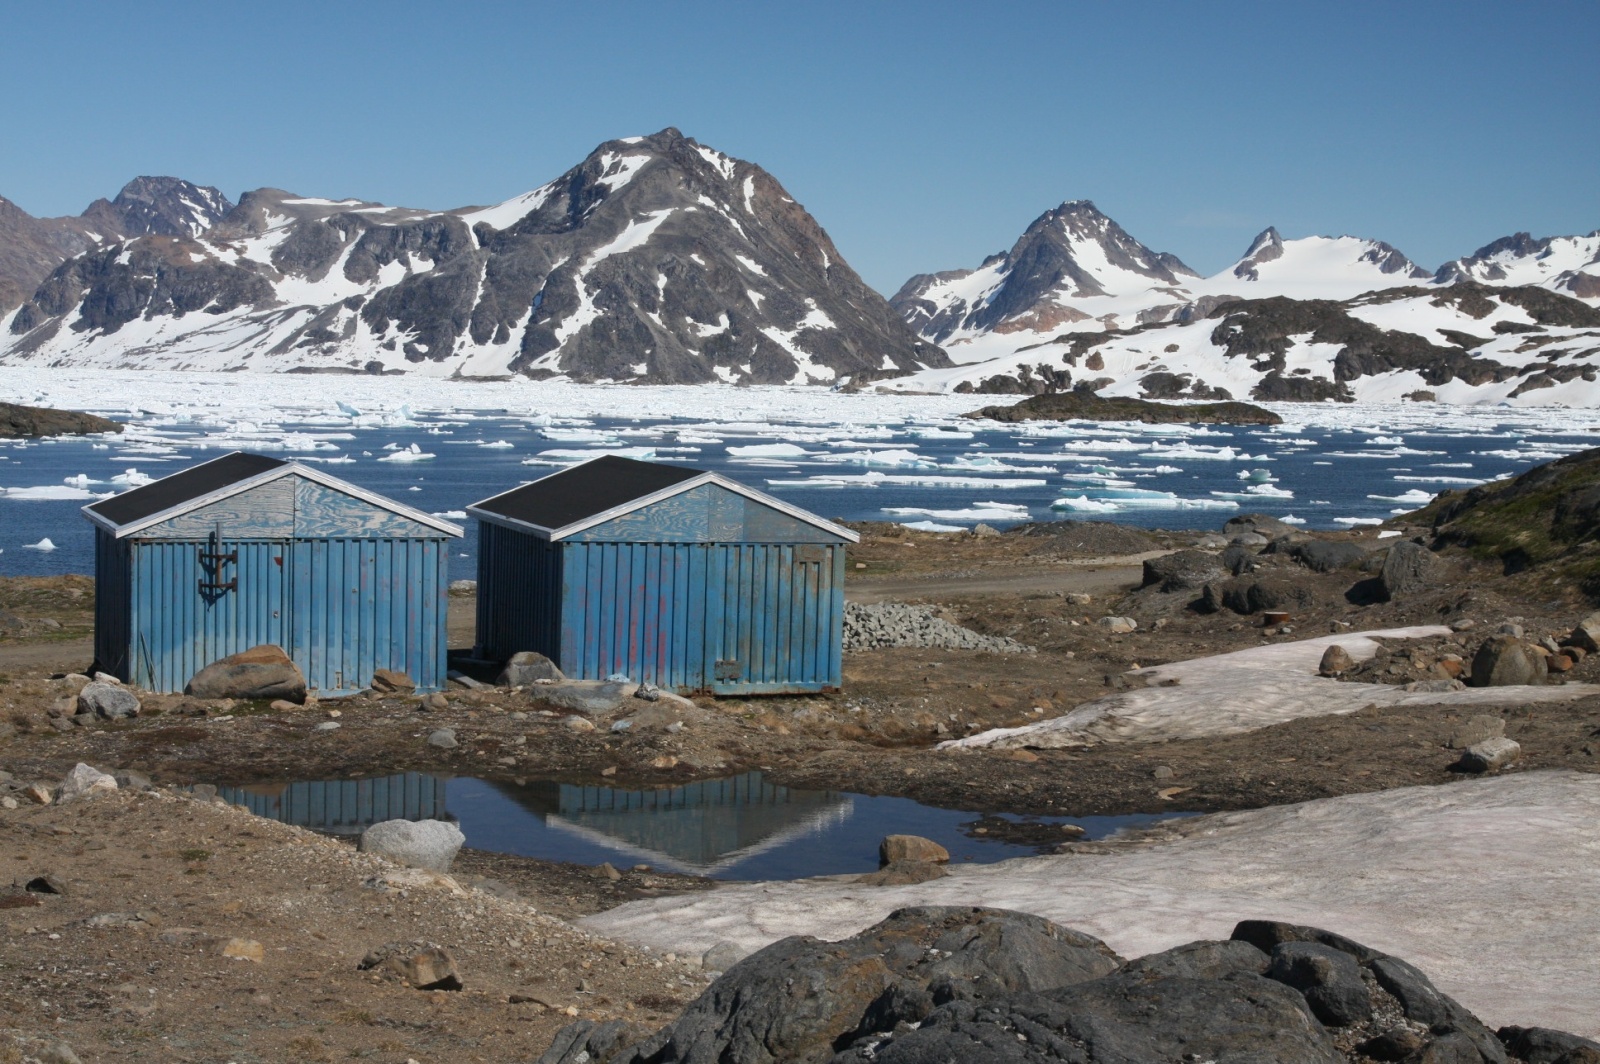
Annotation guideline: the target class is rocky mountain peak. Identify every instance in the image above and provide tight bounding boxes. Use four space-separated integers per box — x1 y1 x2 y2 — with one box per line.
81 176 234 239
1234 228 1286 279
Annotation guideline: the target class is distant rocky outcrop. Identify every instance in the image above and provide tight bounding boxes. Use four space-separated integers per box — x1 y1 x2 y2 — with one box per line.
0 401 122 438
965 386 1281 425
536 907 1598 1064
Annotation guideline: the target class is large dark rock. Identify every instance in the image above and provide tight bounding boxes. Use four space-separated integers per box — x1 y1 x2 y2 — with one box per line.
498 650 565 686
1215 576 1321 615
1497 1026 1600 1064
186 645 307 702
1290 539 1368 573
0 401 122 439
1381 540 1442 599
835 972 1343 1064
1470 636 1546 687
1116 939 1268 981
1140 550 1226 592
1224 513 1298 539
1264 941 1372 1027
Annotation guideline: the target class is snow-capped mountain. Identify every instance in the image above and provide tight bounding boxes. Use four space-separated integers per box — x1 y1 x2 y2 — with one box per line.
0 178 233 311
892 201 1199 345
0 130 944 384
888 202 1600 404
1435 231 1600 301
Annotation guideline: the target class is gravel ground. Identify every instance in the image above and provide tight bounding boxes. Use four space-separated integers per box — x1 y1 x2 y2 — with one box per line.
843 602 1034 654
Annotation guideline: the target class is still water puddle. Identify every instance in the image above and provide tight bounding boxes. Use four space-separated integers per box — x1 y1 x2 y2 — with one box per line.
214 771 1191 881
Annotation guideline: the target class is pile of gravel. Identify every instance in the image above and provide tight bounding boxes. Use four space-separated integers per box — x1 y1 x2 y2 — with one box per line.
843 602 1033 654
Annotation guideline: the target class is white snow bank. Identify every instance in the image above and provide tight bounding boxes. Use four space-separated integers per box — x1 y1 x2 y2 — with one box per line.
584 771 1600 1036
942 627 1595 749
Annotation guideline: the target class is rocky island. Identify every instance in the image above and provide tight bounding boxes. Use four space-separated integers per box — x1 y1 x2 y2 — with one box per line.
0 400 122 438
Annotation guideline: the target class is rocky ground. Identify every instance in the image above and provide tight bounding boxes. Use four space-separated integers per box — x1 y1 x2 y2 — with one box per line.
4 503 1600 1061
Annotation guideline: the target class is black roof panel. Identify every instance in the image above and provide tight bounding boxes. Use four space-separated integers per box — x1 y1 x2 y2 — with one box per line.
472 455 703 531
86 452 288 528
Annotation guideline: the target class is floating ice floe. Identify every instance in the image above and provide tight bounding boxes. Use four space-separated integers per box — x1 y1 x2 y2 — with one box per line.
882 502 1030 522
431 510 467 519
524 447 659 465
477 440 515 449
766 472 1046 490
110 469 154 486
1334 517 1384 526
24 538 57 551
378 444 435 463
1 485 107 501
897 520 966 532
1393 475 1486 486
1367 489 1436 505
727 443 814 458
1279 514 1307 525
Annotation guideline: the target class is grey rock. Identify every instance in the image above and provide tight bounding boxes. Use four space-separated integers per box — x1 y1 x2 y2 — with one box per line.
702 941 744 973
186 645 306 702
1568 610 1600 654
1118 939 1269 981
542 681 633 714
1369 955 1506 1062
564 715 597 733
1498 622 1527 638
59 763 117 801
358 818 465 872
1456 736 1521 773
1095 616 1137 634
537 1019 643 1064
1224 513 1298 539
498 650 565 687
840 971 1342 1064
971 523 1000 537
370 668 416 694
427 728 458 749
1319 644 1354 676
1380 541 1441 600
315 720 341 732
1290 539 1367 572
1216 575 1320 615
77 681 140 719
34 1042 84 1064
1230 532 1270 547
635 682 662 702
1220 543 1258 575
1140 550 1225 593
113 769 154 791
1265 941 1372 1027
1497 1025 1600 1064
448 579 478 593
1230 919 1384 963
1470 636 1546 687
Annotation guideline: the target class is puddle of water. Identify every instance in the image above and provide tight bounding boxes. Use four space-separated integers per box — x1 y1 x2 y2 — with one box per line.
214 771 1192 881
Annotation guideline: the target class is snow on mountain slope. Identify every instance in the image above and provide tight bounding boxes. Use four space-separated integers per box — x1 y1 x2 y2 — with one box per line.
1436 231 1600 301
1206 227 1430 298
882 282 1600 408
0 130 944 384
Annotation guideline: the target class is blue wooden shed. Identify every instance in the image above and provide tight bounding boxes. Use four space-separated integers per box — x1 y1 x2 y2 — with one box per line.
82 452 463 695
467 455 857 695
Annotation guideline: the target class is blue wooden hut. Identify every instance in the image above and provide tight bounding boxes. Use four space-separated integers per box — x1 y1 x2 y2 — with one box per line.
83 452 462 695
467 455 857 695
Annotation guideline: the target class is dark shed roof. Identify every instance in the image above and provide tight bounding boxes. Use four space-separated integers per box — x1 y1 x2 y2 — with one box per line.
471 455 702 531
85 452 287 528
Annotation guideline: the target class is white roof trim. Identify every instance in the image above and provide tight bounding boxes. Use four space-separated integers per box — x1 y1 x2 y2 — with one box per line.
84 455 463 539
465 464 857 543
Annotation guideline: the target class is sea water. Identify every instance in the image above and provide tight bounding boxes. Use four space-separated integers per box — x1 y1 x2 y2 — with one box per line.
2 370 1595 578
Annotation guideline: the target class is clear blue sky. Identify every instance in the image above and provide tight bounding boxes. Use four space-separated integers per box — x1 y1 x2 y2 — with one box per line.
2 1 1595 293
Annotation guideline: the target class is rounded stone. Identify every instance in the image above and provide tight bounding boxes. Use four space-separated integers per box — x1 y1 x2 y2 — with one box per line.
359 818 465 872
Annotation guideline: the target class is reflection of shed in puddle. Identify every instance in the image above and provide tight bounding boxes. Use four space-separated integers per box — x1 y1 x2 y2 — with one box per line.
217 773 448 835
493 772 853 875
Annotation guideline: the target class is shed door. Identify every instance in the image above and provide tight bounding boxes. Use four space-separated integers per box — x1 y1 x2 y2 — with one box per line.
705 544 842 695
132 538 289 692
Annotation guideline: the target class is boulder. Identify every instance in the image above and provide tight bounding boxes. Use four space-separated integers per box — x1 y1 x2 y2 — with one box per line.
186 645 306 703
1380 541 1441 600
1218 576 1319 615
1470 636 1546 687
879 835 950 866
1219 543 1258 575
1140 550 1226 593
1290 540 1367 573
1318 644 1354 677
1224 514 1296 538
77 682 140 719
358 942 462 990
370 669 415 694
426 728 458 749
499 651 565 686
1567 611 1600 654
1264 941 1372 1027
358 818 465 872
1230 532 1270 547
541 681 633 714
1096 616 1137 634
1117 939 1269 981
856 861 950 887
58 763 117 801
1497 1026 1600 1064
1456 737 1521 774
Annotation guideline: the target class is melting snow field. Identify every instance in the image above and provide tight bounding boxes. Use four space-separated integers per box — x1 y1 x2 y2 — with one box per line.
584 771 1600 1038
2 370 1597 576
